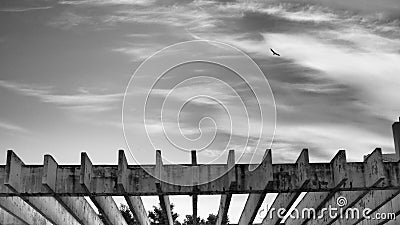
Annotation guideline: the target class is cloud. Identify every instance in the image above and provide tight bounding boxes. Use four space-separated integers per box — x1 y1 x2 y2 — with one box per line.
0 120 28 133
47 11 92 29
0 80 123 114
0 6 52 12
59 0 156 6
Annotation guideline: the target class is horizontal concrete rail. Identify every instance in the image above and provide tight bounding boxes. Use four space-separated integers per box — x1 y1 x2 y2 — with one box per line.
0 148 400 196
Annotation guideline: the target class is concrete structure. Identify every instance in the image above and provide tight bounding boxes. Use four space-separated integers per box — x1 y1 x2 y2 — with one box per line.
0 118 399 225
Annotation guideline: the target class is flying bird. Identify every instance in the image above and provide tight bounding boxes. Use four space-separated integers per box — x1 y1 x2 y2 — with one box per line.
270 48 280 56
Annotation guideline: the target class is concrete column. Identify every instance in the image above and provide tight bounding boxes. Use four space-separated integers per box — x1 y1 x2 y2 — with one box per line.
216 150 236 225
155 150 173 225
238 150 272 225
118 150 150 225
392 117 400 161
80 152 128 225
261 149 310 225
192 151 198 225
328 148 386 225
43 154 105 225
285 150 348 225
5 150 80 225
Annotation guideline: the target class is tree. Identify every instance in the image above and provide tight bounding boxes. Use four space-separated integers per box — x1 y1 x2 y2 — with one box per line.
120 204 138 225
205 214 218 225
148 203 181 225
182 215 205 225
98 204 138 225
182 213 225 225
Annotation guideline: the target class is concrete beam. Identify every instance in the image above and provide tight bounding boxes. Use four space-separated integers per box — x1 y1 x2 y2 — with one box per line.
0 207 24 225
337 190 400 225
238 193 266 225
43 154 105 225
216 194 232 225
328 148 386 225
285 150 348 225
193 194 198 225
191 151 198 225
118 150 150 225
1 149 400 195
4 150 81 225
156 150 173 225
216 150 236 225
392 117 400 161
261 149 310 225
0 197 52 225
91 196 128 225
358 192 400 225
80 152 128 225
307 148 386 225
238 150 272 225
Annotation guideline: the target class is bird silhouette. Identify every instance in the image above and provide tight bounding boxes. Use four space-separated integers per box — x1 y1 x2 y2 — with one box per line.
270 48 280 56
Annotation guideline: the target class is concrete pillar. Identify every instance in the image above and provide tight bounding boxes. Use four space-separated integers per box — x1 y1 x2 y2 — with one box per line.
117 150 150 225
238 150 272 225
312 148 386 225
392 117 400 161
192 151 198 225
261 149 310 225
216 150 236 225
43 155 105 225
80 152 128 225
285 150 348 225
358 192 400 225
216 194 232 225
5 151 80 225
155 150 173 225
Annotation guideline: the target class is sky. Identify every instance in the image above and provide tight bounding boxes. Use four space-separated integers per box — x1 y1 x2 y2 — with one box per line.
1 0 400 223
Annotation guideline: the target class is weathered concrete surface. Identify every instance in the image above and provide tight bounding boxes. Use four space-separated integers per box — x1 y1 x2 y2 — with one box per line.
216 194 232 225
156 150 173 225
392 118 400 161
25 197 81 225
238 150 272 225
358 192 400 225
80 152 127 225
43 155 105 225
325 149 387 225
91 196 128 225
335 190 400 225
3 147 399 196
261 149 310 225
0 207 25 225
216 150 236 225
4 151 81 225
118 150 150 225
305 149 387 225
285 150 348 225
0 197 52 225
59 196 105 225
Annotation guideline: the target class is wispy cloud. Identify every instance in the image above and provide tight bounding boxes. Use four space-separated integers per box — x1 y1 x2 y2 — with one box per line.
47 11 92 29
0 80 123 114
0 120 28 133
59 0 156 6
0 6 52 12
